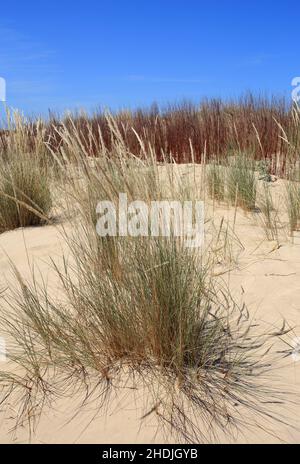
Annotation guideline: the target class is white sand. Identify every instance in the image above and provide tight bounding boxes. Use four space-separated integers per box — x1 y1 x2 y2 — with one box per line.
0 169 299 444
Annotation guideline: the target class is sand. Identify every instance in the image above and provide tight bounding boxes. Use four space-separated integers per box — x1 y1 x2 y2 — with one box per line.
0 168 299 444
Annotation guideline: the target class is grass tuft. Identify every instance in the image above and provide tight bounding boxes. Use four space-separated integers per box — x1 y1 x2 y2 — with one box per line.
0 152 52 233
207 163 226 202
227 155 257 210
286 180 300 235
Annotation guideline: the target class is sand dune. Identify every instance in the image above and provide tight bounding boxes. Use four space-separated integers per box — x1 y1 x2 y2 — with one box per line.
0 168 299 444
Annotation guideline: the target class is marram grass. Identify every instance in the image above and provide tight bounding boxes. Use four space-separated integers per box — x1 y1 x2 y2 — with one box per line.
0 134 297 443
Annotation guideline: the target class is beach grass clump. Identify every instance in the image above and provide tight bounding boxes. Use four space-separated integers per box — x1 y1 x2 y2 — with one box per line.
207 163 226 201
286 180 300 235
256 183 279 241
1 230 291 442
1 109 50 162
0 152 52 233
257 160 272 182
227 155 257 210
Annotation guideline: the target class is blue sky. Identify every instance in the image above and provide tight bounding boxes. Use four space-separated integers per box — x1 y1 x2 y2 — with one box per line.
0 0 299 116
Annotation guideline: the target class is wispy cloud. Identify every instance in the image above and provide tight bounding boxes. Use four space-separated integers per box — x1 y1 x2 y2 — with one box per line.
240 55 266 67
0 27 54 67
238 52 295 68
9 79 54 95
122 75 209 84
0 25 58 106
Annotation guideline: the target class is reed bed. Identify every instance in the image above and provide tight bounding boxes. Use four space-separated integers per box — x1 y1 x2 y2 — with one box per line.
1 95 300 175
